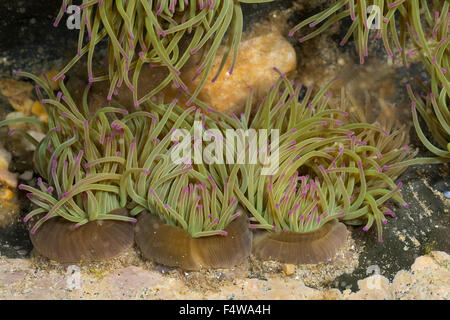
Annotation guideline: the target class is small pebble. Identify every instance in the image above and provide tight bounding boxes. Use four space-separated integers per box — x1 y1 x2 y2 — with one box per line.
444 191 450 199
39 71 60 91
19 170 33 181
0 188 14 201
0 168 18 188
0 148 12 170
17 250 28 256
283 264 296 276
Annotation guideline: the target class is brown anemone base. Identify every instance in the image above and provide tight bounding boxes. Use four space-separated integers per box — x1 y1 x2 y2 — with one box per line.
29 208 135 263
135 210 252 270
252 220 348 264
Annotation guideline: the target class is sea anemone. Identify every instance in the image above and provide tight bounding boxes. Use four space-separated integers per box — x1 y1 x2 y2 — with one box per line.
135 186 252 270
52 0 273 108
2 71 254 266
112 103 252 269
210 75 440 264
1 72 137 262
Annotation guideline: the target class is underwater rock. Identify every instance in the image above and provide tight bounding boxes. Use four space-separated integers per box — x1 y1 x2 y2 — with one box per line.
282 264 296 276
390 251 450 300
0 145 20 227
183 32 296 115
0 147 11 170
3 111 45 152
39 71 60 91
0 168 17 190
0 251 448 299
22 130 45 152
29 208 135 263
3 111 29 132
350 275 393 300
345 251 450 300
0 188 20 228
18 170 33 181
0 78 47 122
135 209 252 270
30 101 47 123
86 32 296 114
0 147 17 189
0 78 34 115
252 220 348 264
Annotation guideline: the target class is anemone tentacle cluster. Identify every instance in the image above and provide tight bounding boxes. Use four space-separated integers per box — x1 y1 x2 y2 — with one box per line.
290 0 449 159
207 75 441 263
52 0 273 108
289 0 445 66
406 1 449 158
0 71 432 265
101 97 245 236
0 71 253 265
1 72 138 232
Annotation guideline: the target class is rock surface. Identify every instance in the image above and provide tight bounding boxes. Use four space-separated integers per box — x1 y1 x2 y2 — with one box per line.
0 251 448 300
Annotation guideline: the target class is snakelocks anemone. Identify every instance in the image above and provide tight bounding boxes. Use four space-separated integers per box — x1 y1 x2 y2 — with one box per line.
113 103 252 269
210 75 441 264
2 71 254 266
1 71 137 263
52 0 273 108
2 70 441 267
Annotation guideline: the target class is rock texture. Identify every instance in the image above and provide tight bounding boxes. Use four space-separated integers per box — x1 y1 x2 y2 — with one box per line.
0 251 448 300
